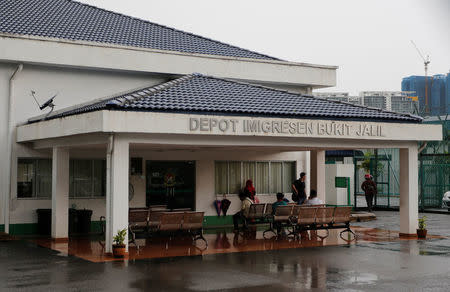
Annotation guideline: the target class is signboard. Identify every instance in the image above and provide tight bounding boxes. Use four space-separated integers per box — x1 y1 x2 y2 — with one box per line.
188 117 383 138
335 177 349 188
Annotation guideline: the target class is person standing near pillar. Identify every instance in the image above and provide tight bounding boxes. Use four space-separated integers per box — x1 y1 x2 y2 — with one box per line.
361 174 377 212
292 172 307 205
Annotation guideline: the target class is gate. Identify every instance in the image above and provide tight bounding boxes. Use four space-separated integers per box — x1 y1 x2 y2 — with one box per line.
354 151 399 209
420 162 450 208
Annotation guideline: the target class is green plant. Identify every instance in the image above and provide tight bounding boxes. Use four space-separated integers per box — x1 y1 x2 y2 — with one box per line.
358 151 384 175
113 228 127 246
418 216 427 230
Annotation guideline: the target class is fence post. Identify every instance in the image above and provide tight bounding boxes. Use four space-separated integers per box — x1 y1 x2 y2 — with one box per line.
419 153 424 211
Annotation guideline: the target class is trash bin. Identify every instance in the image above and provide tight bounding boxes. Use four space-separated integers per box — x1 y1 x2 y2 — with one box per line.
68 208 77 235
36 209 52 235
76 209 92 234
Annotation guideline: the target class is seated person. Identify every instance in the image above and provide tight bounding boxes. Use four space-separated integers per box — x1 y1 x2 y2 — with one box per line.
272 192 288 235
305 189 324 205
233 191 253 231
272 192 288 214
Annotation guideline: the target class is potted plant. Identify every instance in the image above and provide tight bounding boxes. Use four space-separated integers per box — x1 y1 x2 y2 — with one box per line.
417 216 427 239
112 228 127 258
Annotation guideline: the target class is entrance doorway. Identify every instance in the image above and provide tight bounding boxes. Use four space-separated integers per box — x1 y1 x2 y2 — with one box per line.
146 161 195 210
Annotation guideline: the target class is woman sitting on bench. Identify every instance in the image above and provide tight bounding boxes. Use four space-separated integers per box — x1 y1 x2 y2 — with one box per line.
233 192 253 232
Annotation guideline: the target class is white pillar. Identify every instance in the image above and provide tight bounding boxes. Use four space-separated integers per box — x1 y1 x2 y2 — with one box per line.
399 145 419 235
106 136 129 253
51 147 70 240
310 150 326 203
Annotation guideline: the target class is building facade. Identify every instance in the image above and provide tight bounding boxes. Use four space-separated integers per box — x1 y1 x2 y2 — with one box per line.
0 0 442 254
402 73 450 116
314 91 418 114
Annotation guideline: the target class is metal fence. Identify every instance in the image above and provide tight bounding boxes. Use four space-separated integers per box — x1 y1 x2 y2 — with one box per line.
354 151 400 209
419 162 450 208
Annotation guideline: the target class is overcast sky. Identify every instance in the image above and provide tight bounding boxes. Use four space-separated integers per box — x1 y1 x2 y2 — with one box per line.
78 0 449 95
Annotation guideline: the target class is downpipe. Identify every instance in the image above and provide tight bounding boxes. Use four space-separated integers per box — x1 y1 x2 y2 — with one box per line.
105 134 114 253
4 64 23 234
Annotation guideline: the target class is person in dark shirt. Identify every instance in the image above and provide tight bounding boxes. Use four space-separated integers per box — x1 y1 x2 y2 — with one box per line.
272 192 288 234
272 192 288 213
361 174 377 212
292 172 307 205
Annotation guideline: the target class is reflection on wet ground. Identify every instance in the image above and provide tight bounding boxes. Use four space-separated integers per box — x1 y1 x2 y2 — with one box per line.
2 211 450 291
31 226 443 263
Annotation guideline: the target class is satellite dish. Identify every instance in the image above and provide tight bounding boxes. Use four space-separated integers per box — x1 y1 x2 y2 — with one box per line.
30 90 58 120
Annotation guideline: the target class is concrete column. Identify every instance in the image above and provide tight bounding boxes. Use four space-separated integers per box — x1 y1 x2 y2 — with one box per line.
51 147 70 241
399 145 419 236
304 151 311 196
310 150 326 203
105 136 129 253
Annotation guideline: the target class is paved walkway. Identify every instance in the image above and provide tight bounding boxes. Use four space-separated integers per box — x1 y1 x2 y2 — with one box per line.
1 211 449 291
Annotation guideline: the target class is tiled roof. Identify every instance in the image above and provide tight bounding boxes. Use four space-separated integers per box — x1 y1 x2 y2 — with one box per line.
42 74 423 123
0 0 278 60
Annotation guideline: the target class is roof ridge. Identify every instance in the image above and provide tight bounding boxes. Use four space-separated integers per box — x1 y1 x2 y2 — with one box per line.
106 74 196 108
64 0 279 61
199 74 422 121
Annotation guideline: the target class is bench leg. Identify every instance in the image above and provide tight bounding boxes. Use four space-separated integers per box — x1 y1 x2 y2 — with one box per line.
316 227 330 240
191 229 208 247
339 223 356 241
128 226 139 249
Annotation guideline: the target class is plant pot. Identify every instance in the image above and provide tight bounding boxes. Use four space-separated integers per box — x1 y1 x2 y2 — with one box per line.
112 244 126 258
417 229 427 239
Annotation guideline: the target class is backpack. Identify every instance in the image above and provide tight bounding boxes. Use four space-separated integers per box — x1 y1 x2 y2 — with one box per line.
365 182 376 193
291 191 299 202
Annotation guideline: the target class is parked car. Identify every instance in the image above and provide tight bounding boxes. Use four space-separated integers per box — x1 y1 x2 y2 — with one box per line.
442 191 450 211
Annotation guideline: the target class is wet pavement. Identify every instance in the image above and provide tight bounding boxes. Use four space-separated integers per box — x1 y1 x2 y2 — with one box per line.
1 211 450 291
30 225 439 263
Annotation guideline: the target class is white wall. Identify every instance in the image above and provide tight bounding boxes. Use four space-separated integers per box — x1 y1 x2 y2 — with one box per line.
325 163 355 205
0 62 168 226
8 147 307 224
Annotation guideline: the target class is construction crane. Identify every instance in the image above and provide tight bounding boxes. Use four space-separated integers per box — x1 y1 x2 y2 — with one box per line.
410 40 431 114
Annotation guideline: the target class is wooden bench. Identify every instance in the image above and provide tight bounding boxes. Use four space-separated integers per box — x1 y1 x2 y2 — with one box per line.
238 203 275 234
265 206 355 240
128 209 150 248
159 211 208 246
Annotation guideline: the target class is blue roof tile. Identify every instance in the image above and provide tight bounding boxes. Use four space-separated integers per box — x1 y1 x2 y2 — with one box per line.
42 74 422 123
0 0 279 60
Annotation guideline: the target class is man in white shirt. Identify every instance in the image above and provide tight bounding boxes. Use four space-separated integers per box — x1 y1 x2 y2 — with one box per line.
305 189 324 205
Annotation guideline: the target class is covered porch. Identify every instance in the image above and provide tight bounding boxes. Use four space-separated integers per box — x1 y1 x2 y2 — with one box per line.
14 74 442 255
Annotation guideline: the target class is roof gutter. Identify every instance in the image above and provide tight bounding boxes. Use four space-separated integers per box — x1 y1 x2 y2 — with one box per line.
4 63 23 234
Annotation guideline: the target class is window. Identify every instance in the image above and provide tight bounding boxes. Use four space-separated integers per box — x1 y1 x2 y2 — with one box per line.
214 161 296 195
17 159 52 198
17 158 107 199
256 162 269 193
70 159 106 198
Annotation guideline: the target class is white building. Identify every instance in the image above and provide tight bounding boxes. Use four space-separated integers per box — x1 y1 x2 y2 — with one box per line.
0 0 442 253
313 92 362 106
360 91 419 113
315 91 418 114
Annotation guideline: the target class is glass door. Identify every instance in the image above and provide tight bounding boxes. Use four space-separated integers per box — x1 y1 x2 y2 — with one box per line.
146 161 195 210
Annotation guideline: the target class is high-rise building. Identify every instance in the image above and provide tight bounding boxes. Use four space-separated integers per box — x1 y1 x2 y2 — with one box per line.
431 74 447 116
402 73 450 116
446 73 450 115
